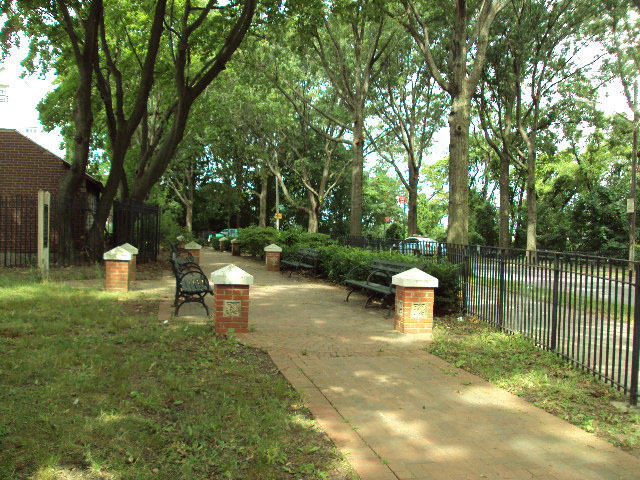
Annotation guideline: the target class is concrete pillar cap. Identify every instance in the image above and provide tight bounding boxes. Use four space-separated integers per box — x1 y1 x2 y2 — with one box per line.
264 243 283 253
230 238 239 243
177 235 185 241
184 241 202 250
103 246 133 261
392 268 438 288
120 243 139 255
219 236 228 241
211 264 254 286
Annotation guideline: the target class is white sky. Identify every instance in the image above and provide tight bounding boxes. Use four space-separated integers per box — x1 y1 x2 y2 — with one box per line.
0 42 65 157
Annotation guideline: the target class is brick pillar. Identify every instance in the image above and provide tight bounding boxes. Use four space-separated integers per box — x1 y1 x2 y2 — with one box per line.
392 268 439 334
184 241 202 265
176 235 186 249
211 265 254 335
103 246 133 292
219 236 228 252
231 239 240 256
120 243 139 283
264 244 282 272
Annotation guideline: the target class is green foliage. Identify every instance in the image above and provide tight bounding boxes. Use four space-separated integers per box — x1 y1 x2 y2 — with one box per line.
0 273 350 479
315 245 461 315
237 226 335 256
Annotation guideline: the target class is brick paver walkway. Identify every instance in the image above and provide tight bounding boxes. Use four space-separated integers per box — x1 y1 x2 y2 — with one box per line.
178 249 640 480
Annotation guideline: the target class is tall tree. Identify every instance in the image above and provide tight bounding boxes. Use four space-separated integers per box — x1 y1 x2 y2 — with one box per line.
398 0 506 245
368 35 446 235
293 0 392 235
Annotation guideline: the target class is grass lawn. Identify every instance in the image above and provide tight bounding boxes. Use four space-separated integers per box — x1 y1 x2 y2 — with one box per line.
0 271 356 480
427 316 640 457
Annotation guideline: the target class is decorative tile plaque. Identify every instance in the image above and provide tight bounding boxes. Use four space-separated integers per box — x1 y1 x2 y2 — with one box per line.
396 300 404 317
223 300 242 317
411 302 427 319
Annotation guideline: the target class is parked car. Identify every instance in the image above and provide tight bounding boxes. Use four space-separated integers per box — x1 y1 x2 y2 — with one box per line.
392 236 442 256
215 228 240 240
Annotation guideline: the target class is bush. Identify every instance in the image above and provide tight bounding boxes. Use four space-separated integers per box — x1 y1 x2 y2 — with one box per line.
314 245 461 315
237 226 281 256
238 227 335 257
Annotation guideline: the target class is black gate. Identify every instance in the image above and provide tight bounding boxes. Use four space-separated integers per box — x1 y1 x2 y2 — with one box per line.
112 200 159 262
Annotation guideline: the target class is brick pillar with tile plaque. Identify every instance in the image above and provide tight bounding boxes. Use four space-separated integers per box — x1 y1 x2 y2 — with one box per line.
264 244 282 272
120 243 138 283
392 268 438 334
219 236 228 252
103 246 133 292
184 241 202 265
231 238 240 256
211 264 254 334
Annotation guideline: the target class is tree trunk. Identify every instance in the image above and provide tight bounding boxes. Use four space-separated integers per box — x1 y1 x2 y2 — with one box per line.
407 158 419 235
56 0 102 263
307 193 319 233
185 203 193 232
526 141 537 256
499 152 510 249
259 171 268 228
350 115 364 236
447 101 470 245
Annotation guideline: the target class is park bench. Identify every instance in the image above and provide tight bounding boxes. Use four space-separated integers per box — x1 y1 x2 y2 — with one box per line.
344 259 418 311
170 255 213 316
281 247 321 276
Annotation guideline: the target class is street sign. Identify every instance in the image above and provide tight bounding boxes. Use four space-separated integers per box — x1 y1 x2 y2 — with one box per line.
278 204 285 211
384 217 391 223
275 213 283 219
396 195 406 204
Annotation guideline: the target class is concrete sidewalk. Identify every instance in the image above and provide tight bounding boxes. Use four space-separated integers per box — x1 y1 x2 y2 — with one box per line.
186 249 640 480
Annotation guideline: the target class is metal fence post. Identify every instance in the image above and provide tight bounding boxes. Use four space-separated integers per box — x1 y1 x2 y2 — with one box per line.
630 263 640 406
550 254 560 352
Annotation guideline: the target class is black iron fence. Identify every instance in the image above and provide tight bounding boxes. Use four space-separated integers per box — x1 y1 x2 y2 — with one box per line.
0 195 159 267
0 195 93 267
112 200 159 263
341 235 640 406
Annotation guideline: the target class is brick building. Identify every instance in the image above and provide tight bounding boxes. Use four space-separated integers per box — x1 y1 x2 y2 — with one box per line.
0 129 103 265
0 128 102 198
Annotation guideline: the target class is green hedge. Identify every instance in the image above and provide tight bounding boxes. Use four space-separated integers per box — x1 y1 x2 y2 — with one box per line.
237 226 335 256
314 245 461 315
236 227 461 315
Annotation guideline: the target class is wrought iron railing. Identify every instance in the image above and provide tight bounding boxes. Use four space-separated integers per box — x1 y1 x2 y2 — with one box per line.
340 236 640 406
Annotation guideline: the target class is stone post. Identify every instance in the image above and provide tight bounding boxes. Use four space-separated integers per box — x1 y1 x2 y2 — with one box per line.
231 238 240 256
184 241 202 265
219 236 228 252
392 268 438 334
264 244 283 272
211 264 253 334
120 243 139 283
103 246 133 292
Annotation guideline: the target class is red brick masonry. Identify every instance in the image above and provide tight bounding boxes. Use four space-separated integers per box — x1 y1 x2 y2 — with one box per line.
105 260 129 292
213 284 250 334
265 251 281 272
394 286 434 334
186 249 200 265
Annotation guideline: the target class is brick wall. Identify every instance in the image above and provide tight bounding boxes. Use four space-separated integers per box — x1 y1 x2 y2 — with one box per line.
0 129 101 197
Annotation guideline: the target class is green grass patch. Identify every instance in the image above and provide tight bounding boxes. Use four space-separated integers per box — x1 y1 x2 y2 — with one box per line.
0 272 356 479
427 317 640 457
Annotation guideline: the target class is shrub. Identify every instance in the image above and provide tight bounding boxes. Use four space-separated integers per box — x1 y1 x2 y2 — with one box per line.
238 227 335 257
315 245 462 315
237 226 281 256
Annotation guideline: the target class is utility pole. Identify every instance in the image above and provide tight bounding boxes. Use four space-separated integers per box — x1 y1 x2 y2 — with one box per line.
630 79 638 265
